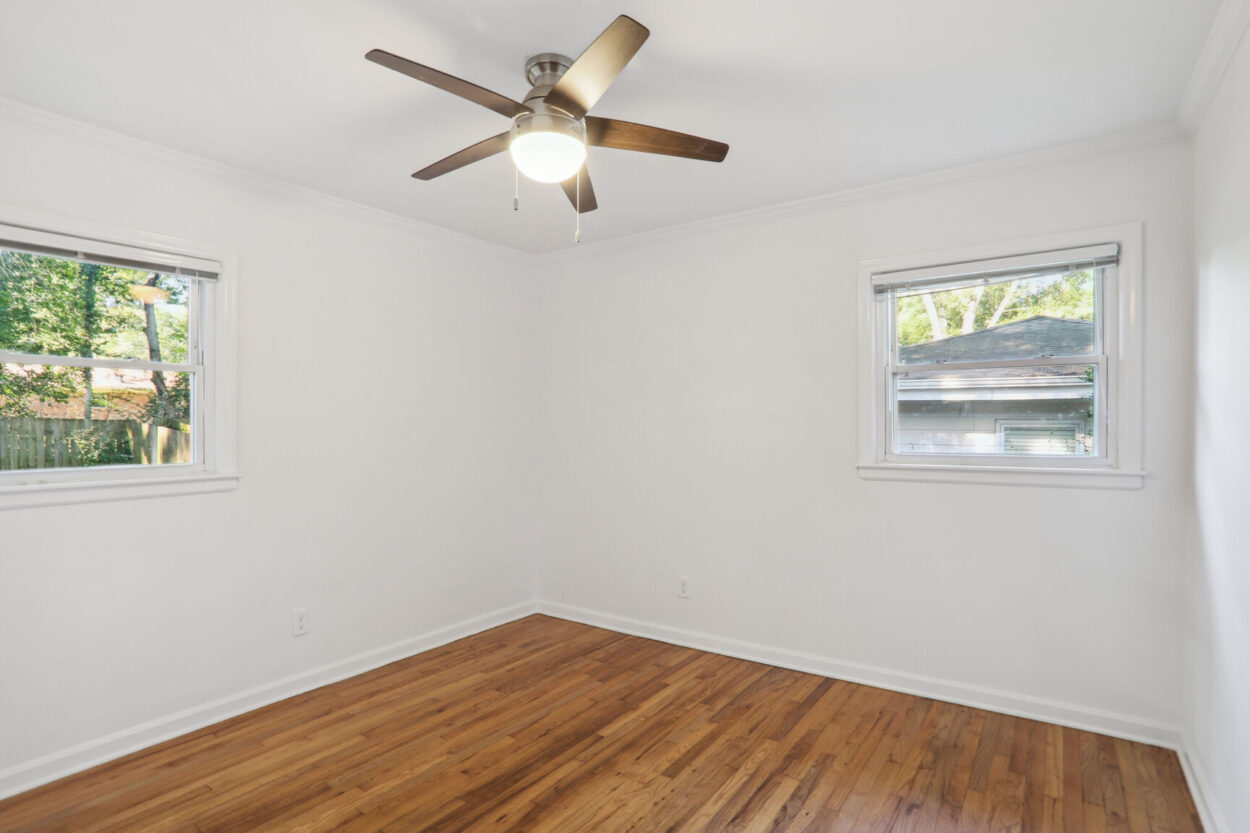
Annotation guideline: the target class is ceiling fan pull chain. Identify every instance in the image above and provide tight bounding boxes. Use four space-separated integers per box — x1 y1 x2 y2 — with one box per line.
575 170 581 243
513 164 519 211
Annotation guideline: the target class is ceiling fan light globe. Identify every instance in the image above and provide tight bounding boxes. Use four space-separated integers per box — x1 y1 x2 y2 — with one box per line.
509 109 587 183
510 132 586 183
128 284 170 304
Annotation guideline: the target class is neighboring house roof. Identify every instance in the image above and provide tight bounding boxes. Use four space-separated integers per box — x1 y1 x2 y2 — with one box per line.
1 364 153 420
898 315 1093 363
896 316 1095 401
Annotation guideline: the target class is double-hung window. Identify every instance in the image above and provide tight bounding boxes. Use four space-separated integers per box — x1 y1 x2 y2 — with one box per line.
0 215 237 507
857 226 1143 488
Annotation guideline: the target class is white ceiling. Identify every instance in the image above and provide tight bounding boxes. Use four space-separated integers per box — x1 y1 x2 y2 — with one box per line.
0 0 1222 253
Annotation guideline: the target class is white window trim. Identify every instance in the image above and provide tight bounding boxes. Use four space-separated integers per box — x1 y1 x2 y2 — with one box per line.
856 223 1144 489
0 203 239 509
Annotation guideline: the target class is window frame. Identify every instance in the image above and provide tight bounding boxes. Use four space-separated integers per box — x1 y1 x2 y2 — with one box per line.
856 223 1144 489
0 204 239 509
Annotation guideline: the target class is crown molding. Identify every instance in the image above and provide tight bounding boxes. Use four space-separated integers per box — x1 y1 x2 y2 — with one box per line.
0 96 1187 268
1178 0 1250 129
0 98 536 265
538 121 1187 264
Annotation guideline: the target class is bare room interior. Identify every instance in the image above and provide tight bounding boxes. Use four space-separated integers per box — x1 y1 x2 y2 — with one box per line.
0 1 1247 831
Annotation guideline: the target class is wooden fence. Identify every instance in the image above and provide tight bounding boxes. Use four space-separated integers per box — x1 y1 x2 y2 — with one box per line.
0 418 190 470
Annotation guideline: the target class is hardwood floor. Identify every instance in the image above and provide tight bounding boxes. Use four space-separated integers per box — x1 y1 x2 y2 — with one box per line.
0 615 1202 833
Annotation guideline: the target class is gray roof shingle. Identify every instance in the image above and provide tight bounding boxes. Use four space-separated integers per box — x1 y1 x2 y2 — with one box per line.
898 315 1093 363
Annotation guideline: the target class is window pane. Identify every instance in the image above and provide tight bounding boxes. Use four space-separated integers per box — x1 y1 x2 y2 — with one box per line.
893 363 1095 456
1001 425 1079 454
895 269 1095 363
0 247 190 363
0 363 192 470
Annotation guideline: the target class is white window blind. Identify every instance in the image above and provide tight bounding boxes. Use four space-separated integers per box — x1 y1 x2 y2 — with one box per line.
871 243 1119 294
0 224 220 279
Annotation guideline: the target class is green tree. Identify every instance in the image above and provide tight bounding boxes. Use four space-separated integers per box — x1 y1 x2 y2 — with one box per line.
0 253 185 419
896 270 1094 347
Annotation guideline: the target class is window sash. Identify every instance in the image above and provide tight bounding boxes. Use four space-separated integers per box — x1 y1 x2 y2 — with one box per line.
0 350 198 375
883 265 1108 367
883 356 1107 460
893 355 1098 373
0 246 207 369
0 359 204 468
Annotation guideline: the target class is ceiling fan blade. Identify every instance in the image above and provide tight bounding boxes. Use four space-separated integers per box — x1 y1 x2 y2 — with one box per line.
560 165 598 213
366 49 531 119
412 133 510 180
586 117 729 162
544 16 649 119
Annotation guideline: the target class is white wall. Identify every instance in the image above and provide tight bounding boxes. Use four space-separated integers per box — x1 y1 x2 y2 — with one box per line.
1189 22 1250 833
534 138 1195 733
0 100 1211 808
0 109 537 791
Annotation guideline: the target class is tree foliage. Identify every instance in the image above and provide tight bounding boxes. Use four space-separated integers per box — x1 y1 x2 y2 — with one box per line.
0 251 188 421
897 270 1094 346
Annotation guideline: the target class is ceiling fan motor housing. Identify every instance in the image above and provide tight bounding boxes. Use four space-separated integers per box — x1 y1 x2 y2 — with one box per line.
523 52 574 98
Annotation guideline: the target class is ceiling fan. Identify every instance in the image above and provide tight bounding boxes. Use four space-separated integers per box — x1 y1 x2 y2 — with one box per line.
365 15 729 216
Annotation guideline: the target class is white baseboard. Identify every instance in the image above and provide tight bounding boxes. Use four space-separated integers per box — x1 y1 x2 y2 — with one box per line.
536 601 1183 749
0 601 538 801
1177 734 1231 833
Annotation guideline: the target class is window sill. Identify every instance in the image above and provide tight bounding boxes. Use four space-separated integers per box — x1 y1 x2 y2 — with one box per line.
856 463 1144 489
0 472 240 510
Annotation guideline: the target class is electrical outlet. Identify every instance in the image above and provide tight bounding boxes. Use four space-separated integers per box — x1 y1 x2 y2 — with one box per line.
292 608 308 637
677 576 691 599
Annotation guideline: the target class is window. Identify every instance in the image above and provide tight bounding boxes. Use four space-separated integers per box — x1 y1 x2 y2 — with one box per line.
0 213 237 507
857 225 1144 488
998 422 1082 455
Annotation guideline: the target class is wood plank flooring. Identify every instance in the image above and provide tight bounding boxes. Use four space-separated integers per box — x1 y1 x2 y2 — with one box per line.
0 615 1203 833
